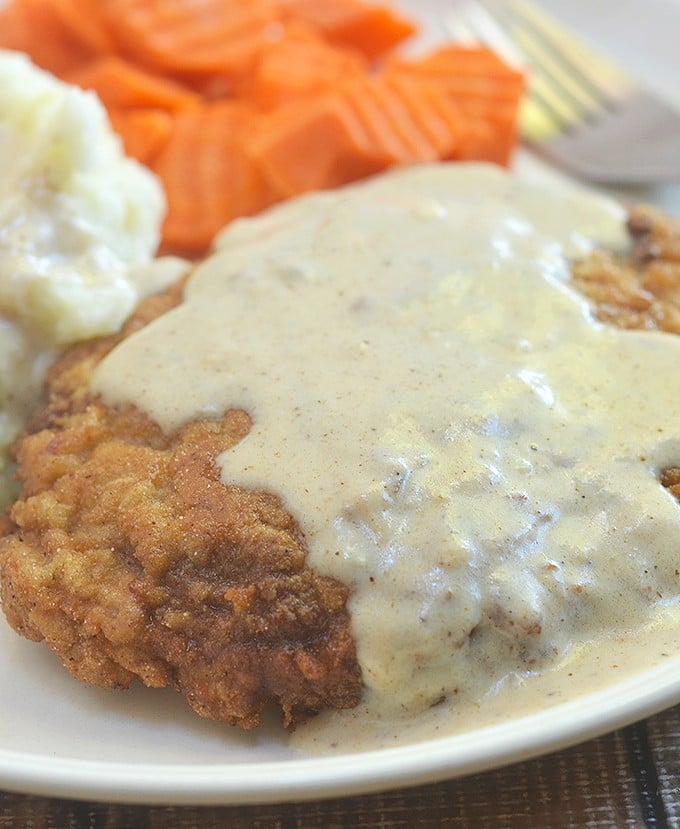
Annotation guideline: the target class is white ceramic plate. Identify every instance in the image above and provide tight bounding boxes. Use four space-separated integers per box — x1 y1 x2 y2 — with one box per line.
1 606 680 805
1 0 680 807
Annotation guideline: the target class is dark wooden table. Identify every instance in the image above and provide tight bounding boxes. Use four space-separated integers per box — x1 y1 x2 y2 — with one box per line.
1 704 678 828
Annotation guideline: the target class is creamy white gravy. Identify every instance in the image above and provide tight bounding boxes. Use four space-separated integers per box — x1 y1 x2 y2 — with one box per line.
91 163 680 749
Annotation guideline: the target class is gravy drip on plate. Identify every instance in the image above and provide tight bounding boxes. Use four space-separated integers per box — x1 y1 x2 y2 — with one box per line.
92 164 680 737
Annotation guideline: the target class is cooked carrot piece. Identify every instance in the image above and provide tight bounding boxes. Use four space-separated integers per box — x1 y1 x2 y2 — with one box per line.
279 0 416 59
245 24 367 109
104 0 286 76
383 75 461 159
412 83 470 161
107 108 175 165
388 46 510 73
338 78 416 165
401 94 504 165
462 113 519 165
51 0 118 54
153 103 279 253
363 76 441 161
417 90 514 166
385 46 524 166
387 47 525 101
249 95 383 197
386 48 523 102
0 0 93 74
65 58 200 111
341 74 474 166
0 0 33 51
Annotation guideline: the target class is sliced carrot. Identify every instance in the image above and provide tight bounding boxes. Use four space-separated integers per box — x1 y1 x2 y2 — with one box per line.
279 0 416 59
412 83 469 161
103 0 286 76
0 0 34 51
383 75 461 159
385 46 524 166
412 79 519 164
340 74 473 166
107 108 175 165
388 46 519 75
0 0 524 253
248 95 384 197
387 47 525 103
153 102 280 253
0 0 93 74
362 76 441 161
338 78 418 165
51 0 118 54
65 58 201 112
244 23 367 109
181 73 237 102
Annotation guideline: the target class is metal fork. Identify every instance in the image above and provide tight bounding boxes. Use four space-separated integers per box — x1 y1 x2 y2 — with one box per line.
446 0 680 183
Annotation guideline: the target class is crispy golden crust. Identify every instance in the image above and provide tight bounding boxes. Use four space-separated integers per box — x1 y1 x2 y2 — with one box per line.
661 467 680 502
572 205 680 334
0 282 361 730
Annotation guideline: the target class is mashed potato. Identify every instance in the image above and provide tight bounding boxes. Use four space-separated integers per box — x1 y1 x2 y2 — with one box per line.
0 50 184 506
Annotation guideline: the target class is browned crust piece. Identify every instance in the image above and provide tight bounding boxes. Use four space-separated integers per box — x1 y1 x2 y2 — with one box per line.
662 468 680 502
572 205 680 334
0 280 361 730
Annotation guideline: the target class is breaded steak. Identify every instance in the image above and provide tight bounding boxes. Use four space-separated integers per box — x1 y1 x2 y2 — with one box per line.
0 283 361 730
1 204 679 732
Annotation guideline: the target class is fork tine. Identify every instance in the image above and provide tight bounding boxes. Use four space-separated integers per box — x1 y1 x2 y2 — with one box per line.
449 0 575 137
500 15 604 115
450 0 680 182
448 0 634 143
499 1 630 109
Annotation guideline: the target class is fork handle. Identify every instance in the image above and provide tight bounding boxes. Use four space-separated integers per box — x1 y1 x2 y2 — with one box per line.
537 91 680 183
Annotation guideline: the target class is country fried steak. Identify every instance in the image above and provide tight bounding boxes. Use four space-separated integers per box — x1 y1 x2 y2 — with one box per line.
0 204 679 732
0 281 361 730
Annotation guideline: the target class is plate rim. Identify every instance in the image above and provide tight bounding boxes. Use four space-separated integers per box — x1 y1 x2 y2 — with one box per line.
1 651 679 805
